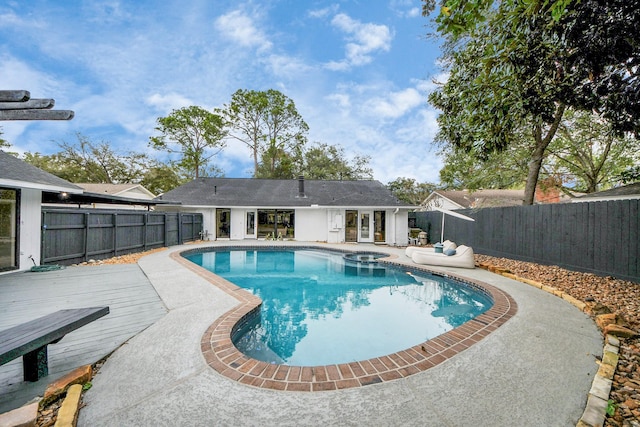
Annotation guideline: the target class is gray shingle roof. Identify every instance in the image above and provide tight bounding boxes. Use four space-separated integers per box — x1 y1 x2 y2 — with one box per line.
0 150 82 191
578 182 640 199
158 178 413 208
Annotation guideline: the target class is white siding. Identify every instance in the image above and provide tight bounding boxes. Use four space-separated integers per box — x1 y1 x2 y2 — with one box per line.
19 188 42 271
391 209 409 246
295 209 328 242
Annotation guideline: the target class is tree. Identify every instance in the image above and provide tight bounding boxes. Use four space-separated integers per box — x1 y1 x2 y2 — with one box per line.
387 177 436 205
22 133 158 186
302 143 373 180
546 110 639 193
149 106 227 179
254 140 300 179
218 89 309 177
423 0 640 204
618 166 640 185
438 143 530 190
140 163 187 195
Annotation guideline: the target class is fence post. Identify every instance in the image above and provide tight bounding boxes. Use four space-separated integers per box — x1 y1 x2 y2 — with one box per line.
83 212 89 262
144 212 148 251
113 213 118 257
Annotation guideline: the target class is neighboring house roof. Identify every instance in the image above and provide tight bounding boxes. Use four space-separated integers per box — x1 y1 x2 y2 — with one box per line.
0 150 82 193
421 189 525 210
158 178 413 208
573 182 640 202
76 183 156 199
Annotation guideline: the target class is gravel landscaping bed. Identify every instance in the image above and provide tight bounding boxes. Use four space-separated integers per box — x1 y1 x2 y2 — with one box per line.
476 254 640 427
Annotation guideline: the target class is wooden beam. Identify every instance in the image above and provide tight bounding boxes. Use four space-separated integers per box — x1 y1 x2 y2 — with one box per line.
0 90 30 102
0 110 74 121
0 99 55 110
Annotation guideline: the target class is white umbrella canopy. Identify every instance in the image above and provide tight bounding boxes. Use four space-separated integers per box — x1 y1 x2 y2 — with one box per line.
434 207 475 243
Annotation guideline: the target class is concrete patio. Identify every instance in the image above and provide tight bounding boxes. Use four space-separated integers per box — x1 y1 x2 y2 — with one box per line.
1 242 603 426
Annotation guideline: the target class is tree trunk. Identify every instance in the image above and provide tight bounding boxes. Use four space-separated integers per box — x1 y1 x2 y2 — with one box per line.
523 104 566 205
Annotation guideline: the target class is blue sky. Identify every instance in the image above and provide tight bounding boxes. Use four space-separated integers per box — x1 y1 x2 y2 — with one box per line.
0 0 445 185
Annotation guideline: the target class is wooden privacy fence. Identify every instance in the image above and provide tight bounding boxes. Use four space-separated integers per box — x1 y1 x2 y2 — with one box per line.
411 199 639 282
41 209 203 265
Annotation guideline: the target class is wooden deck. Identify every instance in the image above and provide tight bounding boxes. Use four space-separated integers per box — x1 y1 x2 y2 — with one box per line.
0 264 167 413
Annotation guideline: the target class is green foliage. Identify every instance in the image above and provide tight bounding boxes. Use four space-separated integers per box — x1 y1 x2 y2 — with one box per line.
23 133 151 184
606 399 616 417
617 165 640 184
386 177 437 205
140 163 189 195
82 382 93 391
439 109 640 193
546 110 639 193
302 143 373 180
149 106 227 179
217 89 309 178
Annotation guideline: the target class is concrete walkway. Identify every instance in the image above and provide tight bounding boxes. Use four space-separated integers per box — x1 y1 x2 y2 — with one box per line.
77 242 602 427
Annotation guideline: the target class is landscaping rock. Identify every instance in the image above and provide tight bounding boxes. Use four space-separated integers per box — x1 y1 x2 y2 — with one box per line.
475 254 640 427
605 325 639 339
42 365 92 406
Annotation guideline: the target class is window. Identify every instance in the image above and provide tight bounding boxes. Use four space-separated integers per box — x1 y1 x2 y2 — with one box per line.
0 188 18 271
257 210 294 238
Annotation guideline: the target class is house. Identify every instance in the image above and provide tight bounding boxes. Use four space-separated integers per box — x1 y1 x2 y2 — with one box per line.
74 183 156 210
419 189 526 211
572 182 640 202
0 150 83 273
156 177 414 245
1 151 173 273
419 188 572 211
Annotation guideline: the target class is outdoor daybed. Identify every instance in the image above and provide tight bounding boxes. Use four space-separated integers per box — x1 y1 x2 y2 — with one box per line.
405 240 457 258
411 244 475 269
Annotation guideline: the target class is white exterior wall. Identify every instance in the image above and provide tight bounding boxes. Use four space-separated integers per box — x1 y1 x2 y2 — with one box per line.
391 209 409 246
19 188 42 271
295 209 328 242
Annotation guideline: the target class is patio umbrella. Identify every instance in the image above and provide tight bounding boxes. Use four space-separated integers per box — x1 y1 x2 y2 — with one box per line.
434 207 475 243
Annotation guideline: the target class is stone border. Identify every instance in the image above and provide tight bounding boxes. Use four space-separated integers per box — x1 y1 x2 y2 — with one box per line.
476 263 618 427
172 246 518 392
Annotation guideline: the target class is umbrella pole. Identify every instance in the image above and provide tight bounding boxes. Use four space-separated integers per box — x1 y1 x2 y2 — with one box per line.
441 212 445 243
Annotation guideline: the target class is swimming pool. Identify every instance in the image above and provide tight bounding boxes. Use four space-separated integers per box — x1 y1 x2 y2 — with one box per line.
184 248 493 366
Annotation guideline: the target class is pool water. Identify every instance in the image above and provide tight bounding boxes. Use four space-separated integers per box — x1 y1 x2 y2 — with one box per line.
185 249 493 366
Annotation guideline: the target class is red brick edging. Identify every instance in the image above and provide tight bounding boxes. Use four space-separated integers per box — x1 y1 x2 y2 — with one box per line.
172 248 517 391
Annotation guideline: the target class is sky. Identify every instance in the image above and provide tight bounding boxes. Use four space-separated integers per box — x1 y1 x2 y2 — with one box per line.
0 0 446 185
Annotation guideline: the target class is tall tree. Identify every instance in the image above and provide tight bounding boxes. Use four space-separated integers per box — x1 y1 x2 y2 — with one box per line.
218 89 309 177
423 0 640 204
302 143 373 180
387 177 437 205
140 163 187 195
22 133 156 185
149 106 227 179
546 110 639 193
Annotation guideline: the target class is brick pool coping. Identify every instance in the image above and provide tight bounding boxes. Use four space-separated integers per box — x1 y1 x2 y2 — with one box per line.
171 246 518 392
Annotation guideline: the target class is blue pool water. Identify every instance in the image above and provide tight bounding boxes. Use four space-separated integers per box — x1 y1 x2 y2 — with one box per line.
185 248 493 366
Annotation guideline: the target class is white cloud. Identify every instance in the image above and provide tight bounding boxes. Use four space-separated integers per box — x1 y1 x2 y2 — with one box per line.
365 88 422 119
308 5 340 19
146 93 194 113
214 10 272 52
325 13 393 70
264 54 313 80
